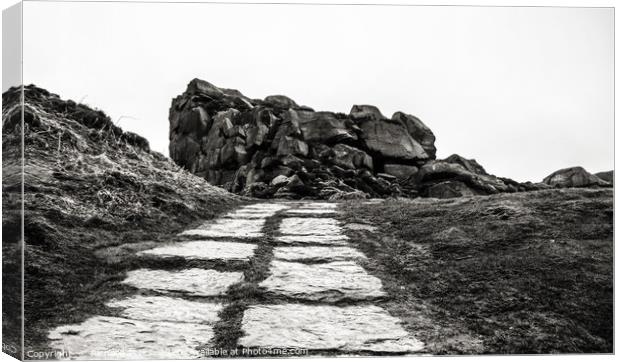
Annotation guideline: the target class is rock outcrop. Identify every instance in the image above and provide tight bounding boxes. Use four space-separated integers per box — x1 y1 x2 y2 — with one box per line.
409 154 549 198
168 79 556 199
543 167 611 188
169 79 436 199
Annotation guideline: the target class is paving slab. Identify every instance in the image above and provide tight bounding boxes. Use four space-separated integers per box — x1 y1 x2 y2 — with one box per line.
48 316 213 360
138 240 257 261
295 202 338 209
122 268 243 296
285 209 338 215
224 204 289 219
279 217 342 236
222 211 269 219
106 295 223 324
181 218 265 238
241 203 290 212
273 246 366 262
260 260 385 301
239 304 424 353
275 234 349 245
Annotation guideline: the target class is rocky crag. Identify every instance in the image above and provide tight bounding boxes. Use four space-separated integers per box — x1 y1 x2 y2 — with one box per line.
170 79 551 199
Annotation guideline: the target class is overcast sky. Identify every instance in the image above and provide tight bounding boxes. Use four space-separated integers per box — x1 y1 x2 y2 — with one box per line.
20 1 613 182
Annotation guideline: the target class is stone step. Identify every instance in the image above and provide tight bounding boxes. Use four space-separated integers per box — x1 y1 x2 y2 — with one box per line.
273 246 366 262
239 304 424 353
275 234 349 245
122 268 243 297
181 218 266 238
260 260 385 302
138 240 257 261
279 217 343 236
48 316 215 360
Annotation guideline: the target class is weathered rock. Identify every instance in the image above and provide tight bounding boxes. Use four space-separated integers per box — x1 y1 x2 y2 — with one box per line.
392 111 436 159
384 164 419 179
260 260 385 302
543 167 610 188
239 304 424 353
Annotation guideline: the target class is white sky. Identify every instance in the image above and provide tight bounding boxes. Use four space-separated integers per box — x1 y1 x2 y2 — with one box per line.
19 1 613 182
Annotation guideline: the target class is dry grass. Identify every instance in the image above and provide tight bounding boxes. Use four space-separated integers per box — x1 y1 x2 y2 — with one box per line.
2 86 244 355
339 189 613 354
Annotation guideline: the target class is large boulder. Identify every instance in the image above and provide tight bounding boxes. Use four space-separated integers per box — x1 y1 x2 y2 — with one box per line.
186 78 224 98
443 154 487 175
297 111 358 144
595 170 613 184
392 112 436 159
356 116 429 160
350 104 386 121
328 144 373 170
543 167 610 188
415 160 515 196
264 95 299 109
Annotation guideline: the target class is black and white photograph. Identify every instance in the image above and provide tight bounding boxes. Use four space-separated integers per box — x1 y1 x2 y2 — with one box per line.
1 0 615 360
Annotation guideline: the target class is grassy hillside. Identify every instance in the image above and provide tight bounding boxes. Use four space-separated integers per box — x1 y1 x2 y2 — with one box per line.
2 86 243 353
339 189 613 354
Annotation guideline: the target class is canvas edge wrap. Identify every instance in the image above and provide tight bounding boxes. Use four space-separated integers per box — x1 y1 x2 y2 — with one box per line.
2 1 24 361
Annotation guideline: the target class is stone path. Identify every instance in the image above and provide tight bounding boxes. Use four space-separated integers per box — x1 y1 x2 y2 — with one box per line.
47 202 424 359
